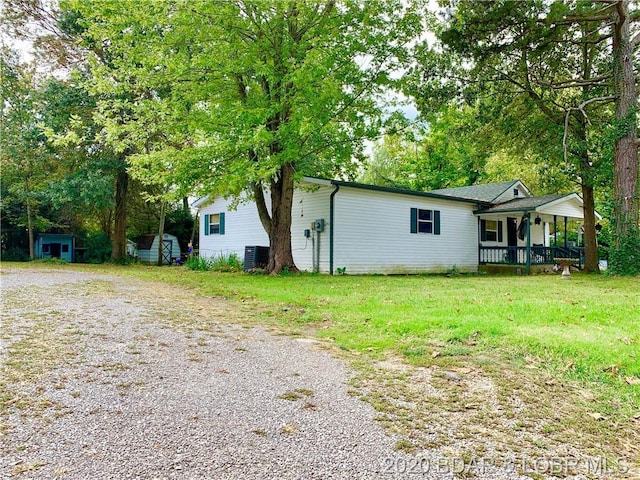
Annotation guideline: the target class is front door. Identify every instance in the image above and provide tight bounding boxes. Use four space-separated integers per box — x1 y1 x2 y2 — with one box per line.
507 217 518 263
162 239 172 265
50 243 62 258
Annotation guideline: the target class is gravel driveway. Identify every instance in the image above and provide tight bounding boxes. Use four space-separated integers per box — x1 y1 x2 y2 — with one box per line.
1 268 430 479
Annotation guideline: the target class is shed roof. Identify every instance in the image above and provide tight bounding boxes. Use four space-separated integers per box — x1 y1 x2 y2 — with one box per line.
36 233 75 239
137 234 181 251
137 235 156 250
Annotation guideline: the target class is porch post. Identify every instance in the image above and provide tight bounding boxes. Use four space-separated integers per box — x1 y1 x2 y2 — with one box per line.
525 212 531 275
553 215 557 247
564 216 568 248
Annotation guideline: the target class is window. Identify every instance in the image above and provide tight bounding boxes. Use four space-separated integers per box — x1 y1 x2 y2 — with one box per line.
484 220 498 241
513 188 519 197
42 244 50 253
481 219 503 242
204 212 225 236
62 244 69 253
209 214 220 234
418 209 433 233
410 208 441 235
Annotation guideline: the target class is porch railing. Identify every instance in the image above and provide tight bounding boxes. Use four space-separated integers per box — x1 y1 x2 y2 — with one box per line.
479 246 584 268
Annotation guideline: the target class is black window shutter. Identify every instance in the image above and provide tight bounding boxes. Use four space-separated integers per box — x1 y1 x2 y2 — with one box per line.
219 212 225 235
498 221 503 243
410 208 418 234
434 210 441 235
480 219 487 242
204 214 210 236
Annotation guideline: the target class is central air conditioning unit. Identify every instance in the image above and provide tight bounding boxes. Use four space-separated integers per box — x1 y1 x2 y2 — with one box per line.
243 245 270 271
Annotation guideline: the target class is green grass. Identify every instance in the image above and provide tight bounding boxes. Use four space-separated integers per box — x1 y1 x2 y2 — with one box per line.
128 268 638 379
6 262 637 390
2 262 639 465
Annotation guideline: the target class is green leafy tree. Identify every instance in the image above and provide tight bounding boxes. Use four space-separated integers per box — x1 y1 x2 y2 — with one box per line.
411 0 639 273
39 78 123 235
363 105 488 190
1 49 58 259
65 0 424 273
4 1 137 262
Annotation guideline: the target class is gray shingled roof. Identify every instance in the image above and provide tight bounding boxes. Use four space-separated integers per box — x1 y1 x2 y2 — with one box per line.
427 180 521 203
475 194 569 214
137 234 156 250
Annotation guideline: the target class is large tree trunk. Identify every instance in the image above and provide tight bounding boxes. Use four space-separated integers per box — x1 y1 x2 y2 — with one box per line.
612 0 639 245
574 118 599 273
581 183 599 273
267 163 298 274
157 201 167 266
254 181 272 234
110 167 129 262
26 179 34 260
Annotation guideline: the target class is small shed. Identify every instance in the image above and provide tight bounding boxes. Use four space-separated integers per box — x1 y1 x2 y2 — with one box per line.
137 233 181 264
34 234 75 262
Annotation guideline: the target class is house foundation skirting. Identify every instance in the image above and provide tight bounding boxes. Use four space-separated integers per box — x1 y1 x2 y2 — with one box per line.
479 264 557 275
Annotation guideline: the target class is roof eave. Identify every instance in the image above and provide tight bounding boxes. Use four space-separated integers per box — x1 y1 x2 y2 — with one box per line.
327 178 485 205
474 206 537 215
191 196 210 209
474 193 604 220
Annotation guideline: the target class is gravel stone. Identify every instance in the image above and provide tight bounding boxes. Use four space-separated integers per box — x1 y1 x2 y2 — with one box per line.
1 268 525 479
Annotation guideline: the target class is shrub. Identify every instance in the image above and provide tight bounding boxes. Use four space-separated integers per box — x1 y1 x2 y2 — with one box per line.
210 253 243 272
185 255 212 271
185 253 243 272
38 257 68 265
1 246 30 262
609 227 640 275
82 232 112 263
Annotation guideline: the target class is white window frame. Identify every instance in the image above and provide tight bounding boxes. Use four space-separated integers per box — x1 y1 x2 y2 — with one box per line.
208 213 220 235
485 219 498 242
418 209 433 234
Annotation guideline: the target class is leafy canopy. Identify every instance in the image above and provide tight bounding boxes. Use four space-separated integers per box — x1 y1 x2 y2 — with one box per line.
65 0 425 200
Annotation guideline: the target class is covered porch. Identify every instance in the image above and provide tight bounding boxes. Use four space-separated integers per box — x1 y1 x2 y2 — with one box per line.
475 193 595 274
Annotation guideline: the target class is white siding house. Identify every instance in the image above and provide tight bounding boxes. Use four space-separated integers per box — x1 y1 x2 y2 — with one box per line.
194 185 334 272
195 177 480 274
197 194 269 261
194 177 595 275
330 185 477 274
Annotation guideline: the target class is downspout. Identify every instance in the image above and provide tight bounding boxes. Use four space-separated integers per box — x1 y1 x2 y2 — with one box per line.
525 212 531 275
329 184 340 275
477 214 481 267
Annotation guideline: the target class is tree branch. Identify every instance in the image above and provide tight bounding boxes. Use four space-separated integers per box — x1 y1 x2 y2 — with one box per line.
536 74 612 90
253 180 272 233
563 95 617 161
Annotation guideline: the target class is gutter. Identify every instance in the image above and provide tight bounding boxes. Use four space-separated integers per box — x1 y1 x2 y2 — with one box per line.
329 183 340 275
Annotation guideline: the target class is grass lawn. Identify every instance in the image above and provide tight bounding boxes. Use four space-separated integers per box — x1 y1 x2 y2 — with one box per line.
125 267 639 384
4 262 639 470
13 262 638 398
